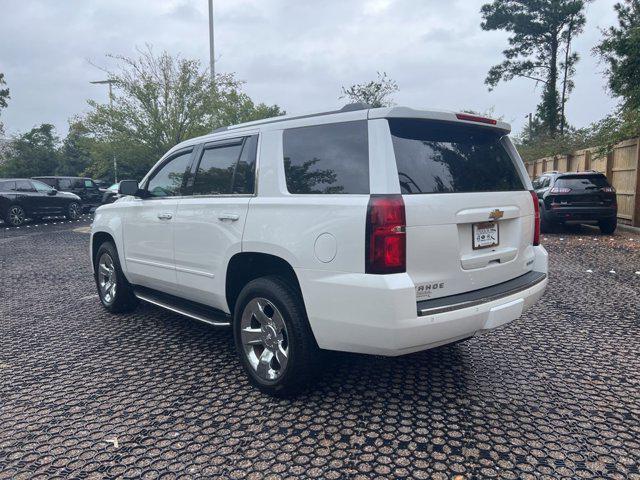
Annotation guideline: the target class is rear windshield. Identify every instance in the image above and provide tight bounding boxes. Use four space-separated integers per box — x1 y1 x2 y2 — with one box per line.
555 175 610 190
388 119 525 194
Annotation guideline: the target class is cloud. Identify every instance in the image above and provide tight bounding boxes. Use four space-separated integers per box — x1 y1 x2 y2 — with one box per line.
0 0 620 138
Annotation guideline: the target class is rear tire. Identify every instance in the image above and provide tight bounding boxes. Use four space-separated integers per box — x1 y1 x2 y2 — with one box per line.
4 205 26 227
233 275 318 397
94 241 138 313
599 217 617 235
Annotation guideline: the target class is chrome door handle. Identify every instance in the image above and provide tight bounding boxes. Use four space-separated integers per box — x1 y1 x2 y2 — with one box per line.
218 213 240 221
157 213 173 220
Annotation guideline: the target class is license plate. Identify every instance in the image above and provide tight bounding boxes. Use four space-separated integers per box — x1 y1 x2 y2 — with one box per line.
473 221 499 249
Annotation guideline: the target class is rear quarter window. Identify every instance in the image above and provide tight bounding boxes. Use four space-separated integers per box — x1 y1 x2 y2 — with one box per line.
388 119 525 194
283 120 369 194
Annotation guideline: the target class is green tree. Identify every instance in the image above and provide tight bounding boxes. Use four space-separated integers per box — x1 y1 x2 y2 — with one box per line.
0 72 10 135
83 46 284 181
56 120 94 176
340 72 399 108
481 0 590 136
0 124 59 177
595 0 640 110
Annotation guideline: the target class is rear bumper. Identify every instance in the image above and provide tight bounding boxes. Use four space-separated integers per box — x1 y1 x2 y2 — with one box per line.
298 245 548 356
545 205 616 222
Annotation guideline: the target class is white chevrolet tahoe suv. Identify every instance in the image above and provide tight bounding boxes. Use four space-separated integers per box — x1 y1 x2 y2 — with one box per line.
91 104 548 396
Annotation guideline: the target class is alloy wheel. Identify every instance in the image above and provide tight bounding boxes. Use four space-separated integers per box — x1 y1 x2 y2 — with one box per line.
68 203 80 220
240 298 290 381
8 206 25 226
97 252 117 304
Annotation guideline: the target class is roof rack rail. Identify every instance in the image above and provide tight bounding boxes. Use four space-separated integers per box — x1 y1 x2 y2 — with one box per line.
212 103 372 134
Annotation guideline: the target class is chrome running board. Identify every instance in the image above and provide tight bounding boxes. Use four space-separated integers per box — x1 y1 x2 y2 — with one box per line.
134 288 231 327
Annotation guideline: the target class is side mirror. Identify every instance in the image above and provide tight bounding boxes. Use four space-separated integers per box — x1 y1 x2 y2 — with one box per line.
118 180 141 196
47 189 58 196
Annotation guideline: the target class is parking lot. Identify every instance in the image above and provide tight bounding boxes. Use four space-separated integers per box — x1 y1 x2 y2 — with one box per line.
1 218 639 479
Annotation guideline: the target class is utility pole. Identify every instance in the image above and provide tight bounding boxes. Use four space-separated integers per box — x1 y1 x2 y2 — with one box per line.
208 0 215 84
90 80 118 182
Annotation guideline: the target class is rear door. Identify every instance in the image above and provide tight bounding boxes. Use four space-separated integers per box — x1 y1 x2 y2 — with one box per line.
173 135 258 310
14 180 43 216
386 118 535 302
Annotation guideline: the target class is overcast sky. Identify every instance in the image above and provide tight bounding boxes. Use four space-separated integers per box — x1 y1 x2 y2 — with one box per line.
0 0 620 138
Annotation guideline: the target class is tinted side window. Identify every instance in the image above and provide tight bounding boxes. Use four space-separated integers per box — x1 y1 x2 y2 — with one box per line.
147 150 193 197
389 119 524 194
233 135 258 194
15 180 35 192
0 181 16 191
192 143 243 195
58 179 72 190
84 179 96 188
283 121 369 194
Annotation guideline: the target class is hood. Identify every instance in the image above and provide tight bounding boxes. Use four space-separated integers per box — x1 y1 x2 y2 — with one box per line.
58 191 82 201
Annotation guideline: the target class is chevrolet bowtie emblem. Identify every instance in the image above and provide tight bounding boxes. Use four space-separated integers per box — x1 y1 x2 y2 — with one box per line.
489 209 504 221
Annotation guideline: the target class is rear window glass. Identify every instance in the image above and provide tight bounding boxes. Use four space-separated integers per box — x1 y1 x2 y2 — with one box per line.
555 175 610 189
283 121 369 194
388 119 524 194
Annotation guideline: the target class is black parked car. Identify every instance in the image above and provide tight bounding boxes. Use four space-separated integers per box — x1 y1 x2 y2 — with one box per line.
532 171 618 234
32 176 102 212
0 178 82 227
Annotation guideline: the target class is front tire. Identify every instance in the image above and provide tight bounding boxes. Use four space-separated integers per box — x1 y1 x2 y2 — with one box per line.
233 276 318 397
599 217 617 235
66 202 81 220
4 205 26 227
94 241 138 313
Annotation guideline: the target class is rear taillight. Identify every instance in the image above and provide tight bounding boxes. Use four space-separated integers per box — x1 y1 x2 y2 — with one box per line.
602 186 615 193
530 191 540 246
366 195 406 274
549 186 571 194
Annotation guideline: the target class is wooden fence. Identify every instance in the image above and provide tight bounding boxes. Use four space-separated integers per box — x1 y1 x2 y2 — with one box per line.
524 138 640 227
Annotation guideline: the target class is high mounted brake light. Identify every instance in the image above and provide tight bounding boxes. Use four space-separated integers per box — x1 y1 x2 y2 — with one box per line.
365 195 406 274
455 113 498 125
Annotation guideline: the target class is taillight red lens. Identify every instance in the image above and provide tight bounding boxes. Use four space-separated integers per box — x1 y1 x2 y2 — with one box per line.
366 195 406 274
530 190 540 246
